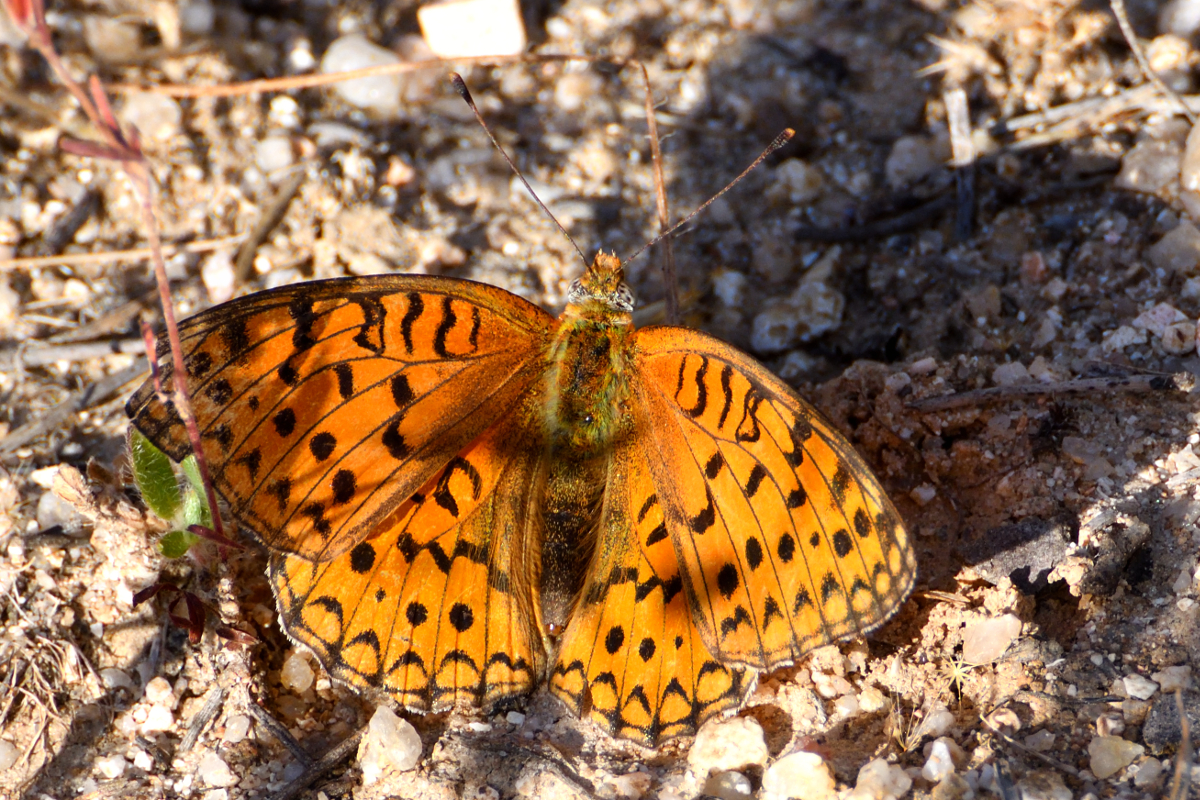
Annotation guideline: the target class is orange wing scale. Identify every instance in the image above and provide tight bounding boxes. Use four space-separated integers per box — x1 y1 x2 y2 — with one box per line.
126 276 553 560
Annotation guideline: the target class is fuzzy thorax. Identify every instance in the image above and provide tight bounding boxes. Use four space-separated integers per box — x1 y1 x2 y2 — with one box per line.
544 253 635 454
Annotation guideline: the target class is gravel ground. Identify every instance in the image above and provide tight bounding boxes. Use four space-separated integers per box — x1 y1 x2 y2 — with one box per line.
3 0 1200 798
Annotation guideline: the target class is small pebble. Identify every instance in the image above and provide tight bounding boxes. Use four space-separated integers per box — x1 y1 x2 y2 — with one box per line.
197 752 237 787
1023 729 1056 752
931 773 972 800
120 92 182 142
358 706 422 784
1162 321 1196 354
1148 221 1200 273
179 0 214 35
608 770 652 799
1133 757 1165 788
918 706 956 740
992 362 1028 386
712 269 747 307
1123 673 1160 700
201 250 236 304
846 757 912 800
1100 325 1147 353
771 158 824 203
687 716 769 776
255 135 295 174
320 34 405 118
1088 735 1144 779
961 614 1021 664
506 711 526 726
1152 665 1192 692
132 749 154 771
144 676 174 705
1161 0 1200 37
100 668 134 691
885 135 943 188
0 740 18 771
223 714 251 744
703 770 752 800
1115 139 1182 194
95 755 127 779
281 651 316 694
1132 302 1187 336
761 751 836 800
83 15 141 63
1016 769 1072 800
417 0 526 58
1096 711 1125 737
922 739 956 782
141 704 175 733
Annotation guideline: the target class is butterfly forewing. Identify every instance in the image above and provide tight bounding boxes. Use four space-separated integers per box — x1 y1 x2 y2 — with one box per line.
551 437 753 744
269 411 547 712
126 276 553 560
630 327 916 671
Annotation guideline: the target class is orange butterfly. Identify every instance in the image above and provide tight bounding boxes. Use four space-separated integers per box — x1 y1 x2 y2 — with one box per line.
126 248 916 744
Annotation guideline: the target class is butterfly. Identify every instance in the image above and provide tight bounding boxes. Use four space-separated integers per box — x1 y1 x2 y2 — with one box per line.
126 248 916 744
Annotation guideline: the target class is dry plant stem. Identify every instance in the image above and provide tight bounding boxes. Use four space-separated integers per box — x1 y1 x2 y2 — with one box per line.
0 234 246 273
248 701 315 768
637 62 677 325
1168 689 1191 800
982 715 1083 780
908 372 1195 413
180 685 225 752
273 726 365 800
1110 0 1196 124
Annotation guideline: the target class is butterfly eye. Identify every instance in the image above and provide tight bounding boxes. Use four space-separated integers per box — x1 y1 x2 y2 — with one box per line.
583 414 594 425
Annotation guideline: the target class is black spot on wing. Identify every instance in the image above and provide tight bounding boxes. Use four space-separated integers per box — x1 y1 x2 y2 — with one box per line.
716 563 740 599
391 374 414 408
433 295 456 358
832 465 851 505
206 378 233 405
704 451 724 480
400 292 423 354
820 572 842 602
763 596 782 627
349 542 376 573
278 361 298 386
676 356 709 418
605 626 625 654
235 449 261 481
855 508 872 538
690 487 716 533
190 351 213 377
777 533 795 563
717 364 733 429
331 469 356 504
793 586 812 613
745 464 766 498
350 293 386 354
719 605 752 637
289 297 318 352
267 478 291 511
382 416 409 459
273 408 296 437
448 602 474 632
309 432 336 461
334 363 354 399
637 494 658 522
745 537 763 570
645 522 668 548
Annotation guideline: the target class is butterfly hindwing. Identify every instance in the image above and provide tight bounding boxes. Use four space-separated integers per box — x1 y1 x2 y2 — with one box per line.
550 437 753 744
629 327 917 671
269 411 547 712
126 276 553 560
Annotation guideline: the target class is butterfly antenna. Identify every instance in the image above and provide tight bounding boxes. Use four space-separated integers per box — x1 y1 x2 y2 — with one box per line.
452 73 589 268
623 128 796 266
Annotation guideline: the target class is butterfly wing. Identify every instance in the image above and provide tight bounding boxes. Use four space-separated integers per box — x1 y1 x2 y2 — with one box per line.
269 410 548 712
550 436 753 744
628 326 916 671
126 276 553 560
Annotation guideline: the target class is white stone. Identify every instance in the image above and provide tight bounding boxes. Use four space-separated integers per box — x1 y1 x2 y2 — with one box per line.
833 693 860 717
962 614 1021 664
1133 757 1166 788
688 717 769 776
1149 221 1200 273
772 159 824 204
703 770 752 800
223 714 251 744
281 651 316 694
320 34 405 118
1016 769 1071 800
608 770 652 799
1162 0 1200 37
255 135 295 174
1100 325 1147 353
712 269 747 307
144 676 174 705
886 135 942 188
762 751 837 800
1023 729 1056 752
845 758 912 800
506 711 526 726
83 16 141 63
120 92 182 142
132 748 154 771
201 250 235 305
358 706 422 784
1116 139 1182 194
1133 302 1188 336
197 752 237 788
180 0 215 35
1162 321 1196 354
0 740 18 771
96 755 127 779
418 0 526 58
992 362 1029 386
1088 735 1144 779
910 484 937 506
141 704 175 733
100 668 134 691
858 686 889 714
1152 665 1192 692
922 739 956 782
918 706 956 740
1123 673 1159 700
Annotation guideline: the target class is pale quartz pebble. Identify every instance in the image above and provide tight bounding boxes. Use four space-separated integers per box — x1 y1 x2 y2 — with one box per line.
1101 325 1148 353
962 614 1021 664
833 693 860 717
1016 769 1072 800
141 704 175 733
466 721 491 732
750 282 844 353
281 651 316 694
1162 0 1200 37
320 35 405 118
1185 118 1200 193
1123 698 1151 724
1162 321 1196 354
933 774 971 800
771 158 824 204
256 135 295 174
201 250 235 304
688 717 769 776
197 751 237 787
144 676 174 705
223 714 251 744
100 668 134 691
703 770 752 800
1133 302 1188 336
1031 316 1058 348
886 135 942 188
1095 713 1124 737
761 752 836 800
1024 729 1056 752
418 0 526 58
0 740 18 771
858 685 889 713
992 362 1029 386
96 755 127 779
1116 139 1182 194
751 302 802 353
358 706 422 784
987 707 1021 735
884 371 912 393
922 736 965 767
918 706 955 740
608 770 652 799
1148 221 1200 273
1123 673 1160 700
1152 665 1192 692
132 749 154 771
506 711 526 726
179 0 215 35
910 484 937 506
1088 736 1144 779
1133 757 1166 788
712 269 747 307
845 757 912 800
120 92 182 142
83 16 141 63
777 350 819 381
554 72 605 113
812 670 853 698
921 739 956 782
908 356 938 375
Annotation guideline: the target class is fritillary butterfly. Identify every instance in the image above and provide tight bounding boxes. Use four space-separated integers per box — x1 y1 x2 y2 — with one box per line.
126 247 916 743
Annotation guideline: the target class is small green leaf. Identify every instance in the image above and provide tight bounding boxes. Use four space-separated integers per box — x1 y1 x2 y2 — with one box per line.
159 529 201 559
129 429 181 521
179 456 212 528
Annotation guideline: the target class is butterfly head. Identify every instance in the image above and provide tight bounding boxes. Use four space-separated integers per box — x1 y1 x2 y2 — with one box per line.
567 252 634 314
